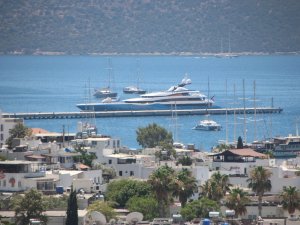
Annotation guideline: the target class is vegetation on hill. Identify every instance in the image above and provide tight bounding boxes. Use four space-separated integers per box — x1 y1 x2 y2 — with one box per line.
0 0 299 55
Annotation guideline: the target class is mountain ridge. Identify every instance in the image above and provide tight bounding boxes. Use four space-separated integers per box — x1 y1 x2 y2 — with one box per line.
0 0 299 55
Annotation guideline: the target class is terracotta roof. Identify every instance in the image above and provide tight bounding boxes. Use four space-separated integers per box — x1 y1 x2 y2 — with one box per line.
78 163 90 170
25 154 46 159
31 128 50 134
212 148 268 158
228 148 268 158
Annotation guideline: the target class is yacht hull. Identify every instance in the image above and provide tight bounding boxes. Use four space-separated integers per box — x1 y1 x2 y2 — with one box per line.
77 102 219 112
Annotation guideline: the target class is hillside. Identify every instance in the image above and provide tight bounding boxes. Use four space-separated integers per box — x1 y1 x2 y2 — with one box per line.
0 0 300 55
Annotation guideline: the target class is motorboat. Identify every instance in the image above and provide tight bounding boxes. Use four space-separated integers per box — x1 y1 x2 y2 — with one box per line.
123 86 146 94
77 76 219 112
193 118 221 131
93 87 118 98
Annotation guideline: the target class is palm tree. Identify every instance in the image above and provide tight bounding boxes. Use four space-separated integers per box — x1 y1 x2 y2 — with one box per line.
280 186 300 216
173 168 198 207
199 172 231 203
199 180 213 199
211 171 231 198
225 187 250 217
247 166 272 217
148 165 176 217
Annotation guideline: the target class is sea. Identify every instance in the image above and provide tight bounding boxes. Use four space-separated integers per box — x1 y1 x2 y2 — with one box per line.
0 55 300 151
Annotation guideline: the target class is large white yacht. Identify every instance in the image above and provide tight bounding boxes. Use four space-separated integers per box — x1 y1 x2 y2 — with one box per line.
77 76 219 112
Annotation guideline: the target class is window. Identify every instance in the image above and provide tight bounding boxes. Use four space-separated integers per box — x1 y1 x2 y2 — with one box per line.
0 134 3 141
59 157 65 163
130 171 134 176
119 171 123 176
108 159 112 164
3 180 6 187
0 124 3 131
37 181 54 190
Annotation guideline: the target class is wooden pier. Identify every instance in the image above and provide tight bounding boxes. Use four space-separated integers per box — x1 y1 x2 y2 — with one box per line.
2 107 283 120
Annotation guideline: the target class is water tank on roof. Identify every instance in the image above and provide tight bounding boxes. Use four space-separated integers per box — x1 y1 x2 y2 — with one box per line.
202 219 210 225
56 186 64 194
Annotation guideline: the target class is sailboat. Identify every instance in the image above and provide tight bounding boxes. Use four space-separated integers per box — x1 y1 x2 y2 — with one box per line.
94 58 118 99
193 77 221 131
123 60 146 94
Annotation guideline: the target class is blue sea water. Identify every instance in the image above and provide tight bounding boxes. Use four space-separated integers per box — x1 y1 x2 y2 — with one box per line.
0 55 299 150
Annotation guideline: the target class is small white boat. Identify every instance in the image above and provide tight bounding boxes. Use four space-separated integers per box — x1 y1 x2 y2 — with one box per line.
93 87 118 98
123 86 146 94
193 118 221 131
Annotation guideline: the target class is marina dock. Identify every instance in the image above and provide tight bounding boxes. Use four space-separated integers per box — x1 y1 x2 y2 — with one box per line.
2 107 283 120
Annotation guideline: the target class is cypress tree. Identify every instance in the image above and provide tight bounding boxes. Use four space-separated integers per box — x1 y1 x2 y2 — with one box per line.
237 136 243 149
66 189 78 225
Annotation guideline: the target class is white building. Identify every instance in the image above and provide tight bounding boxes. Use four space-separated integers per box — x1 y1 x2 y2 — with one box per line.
0 111 23 148
0 160 58 193
57 169 103 193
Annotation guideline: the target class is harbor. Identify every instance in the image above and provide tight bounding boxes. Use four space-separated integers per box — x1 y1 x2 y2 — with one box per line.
2 107 282 120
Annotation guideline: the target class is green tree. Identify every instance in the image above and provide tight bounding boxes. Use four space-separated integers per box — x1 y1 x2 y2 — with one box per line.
43 195 68 210
213 143 230 153
126 196 159 221
13 189 47 225
177 156 193 166
6 123 32 149
180 198 220 221
74 144 97 167
199 180 213 199
155 141 176 161
247 166 272 217
105 179 152 207
173 169 198 207
211 171 231 197
225 188 250 217
148 165 176 217
237 136 243 149
199 172 231 203
87 200 116 221
280 186 300 216
93 163 116 183
136 123 173 148
66 189 78 225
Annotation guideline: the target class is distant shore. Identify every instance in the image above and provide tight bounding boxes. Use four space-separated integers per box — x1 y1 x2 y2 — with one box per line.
0 51 299 57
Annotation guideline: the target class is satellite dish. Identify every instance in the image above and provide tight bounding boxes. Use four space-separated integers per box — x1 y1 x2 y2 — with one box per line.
85 211 107 225
126 212 143 225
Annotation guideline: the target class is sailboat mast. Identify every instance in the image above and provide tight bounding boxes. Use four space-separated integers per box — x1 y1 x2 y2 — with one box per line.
233 83 236 144
270 97 273 138
253 80 257 141
107 57 113 89
243 79 247 144
296 118 299 136
225 79 228 144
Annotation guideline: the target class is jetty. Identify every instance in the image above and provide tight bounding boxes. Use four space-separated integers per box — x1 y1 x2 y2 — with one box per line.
2 107 283 120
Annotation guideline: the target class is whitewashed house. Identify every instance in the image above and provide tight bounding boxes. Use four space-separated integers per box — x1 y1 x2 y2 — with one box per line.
0 111 23 148
0 160 58 193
